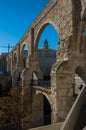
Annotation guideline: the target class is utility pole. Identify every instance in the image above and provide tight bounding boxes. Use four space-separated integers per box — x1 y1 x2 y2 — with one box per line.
0 43 13 53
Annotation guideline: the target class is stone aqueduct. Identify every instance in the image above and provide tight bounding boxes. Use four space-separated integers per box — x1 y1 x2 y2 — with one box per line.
6 0 86 129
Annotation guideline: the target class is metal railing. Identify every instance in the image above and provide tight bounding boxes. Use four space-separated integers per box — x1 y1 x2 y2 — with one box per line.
31 79 50 87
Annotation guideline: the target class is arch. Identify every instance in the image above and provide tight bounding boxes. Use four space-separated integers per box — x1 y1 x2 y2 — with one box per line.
13 52 17 70
13 52 17 61
36 91 51 106
20 42 29 68
53 61 86 92
32 93 52 127
34 1 73 51
34 22 59 51
34 23 58 82
20 42 29 56
50 61 86 121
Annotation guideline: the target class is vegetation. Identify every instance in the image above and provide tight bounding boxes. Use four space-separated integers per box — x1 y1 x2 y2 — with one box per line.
0 86 22 130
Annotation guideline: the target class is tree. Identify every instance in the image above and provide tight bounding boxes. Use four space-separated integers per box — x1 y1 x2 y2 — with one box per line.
0 86 22 130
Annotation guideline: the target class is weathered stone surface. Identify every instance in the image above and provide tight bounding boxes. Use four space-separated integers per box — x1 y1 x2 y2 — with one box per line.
0 0 86 129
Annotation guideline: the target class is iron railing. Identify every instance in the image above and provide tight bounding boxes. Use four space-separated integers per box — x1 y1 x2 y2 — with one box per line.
31 79 50 87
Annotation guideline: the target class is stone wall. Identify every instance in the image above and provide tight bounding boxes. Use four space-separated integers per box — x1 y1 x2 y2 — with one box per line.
4 0 86 129
0 53 8 73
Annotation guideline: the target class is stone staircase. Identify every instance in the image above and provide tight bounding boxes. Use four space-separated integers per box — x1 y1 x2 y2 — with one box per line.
74 104 86 130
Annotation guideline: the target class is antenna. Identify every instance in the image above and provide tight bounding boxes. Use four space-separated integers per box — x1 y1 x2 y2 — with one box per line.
0 43 14 53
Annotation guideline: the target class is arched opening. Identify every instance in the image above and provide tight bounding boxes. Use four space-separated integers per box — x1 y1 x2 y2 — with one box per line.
22 44 28 68
35 23 59 85
74 66 86 96
13 53 17 70
38 24 59 50
43 96 51 125
8 57 12 74
32 93 51 127
17 72 22 83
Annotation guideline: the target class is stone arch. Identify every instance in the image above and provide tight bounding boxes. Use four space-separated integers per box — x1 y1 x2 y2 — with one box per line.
34 18 72 62
50 59 86 122
53 60 86 92
32 92 52 127
20 42 29 55
54 60 86 89
13 52 17 71
33 92 51 108
50 60 77 122
34 22 59 51
34 0 74 51
20 42 29 68
36 91 51 106
21 64 43 88
33 22 58 82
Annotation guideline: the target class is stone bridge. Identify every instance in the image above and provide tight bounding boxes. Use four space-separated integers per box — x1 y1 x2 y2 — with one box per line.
6 0 86 129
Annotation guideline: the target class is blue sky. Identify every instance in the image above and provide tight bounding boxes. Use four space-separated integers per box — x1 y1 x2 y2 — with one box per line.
0 0 59 54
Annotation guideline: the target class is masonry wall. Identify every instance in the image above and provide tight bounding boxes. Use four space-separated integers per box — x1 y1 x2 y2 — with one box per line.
38 49 56 77
5 0 86 129
0 53 8 74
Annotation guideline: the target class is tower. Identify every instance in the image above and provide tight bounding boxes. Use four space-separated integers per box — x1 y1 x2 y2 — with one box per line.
44 40 49 49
